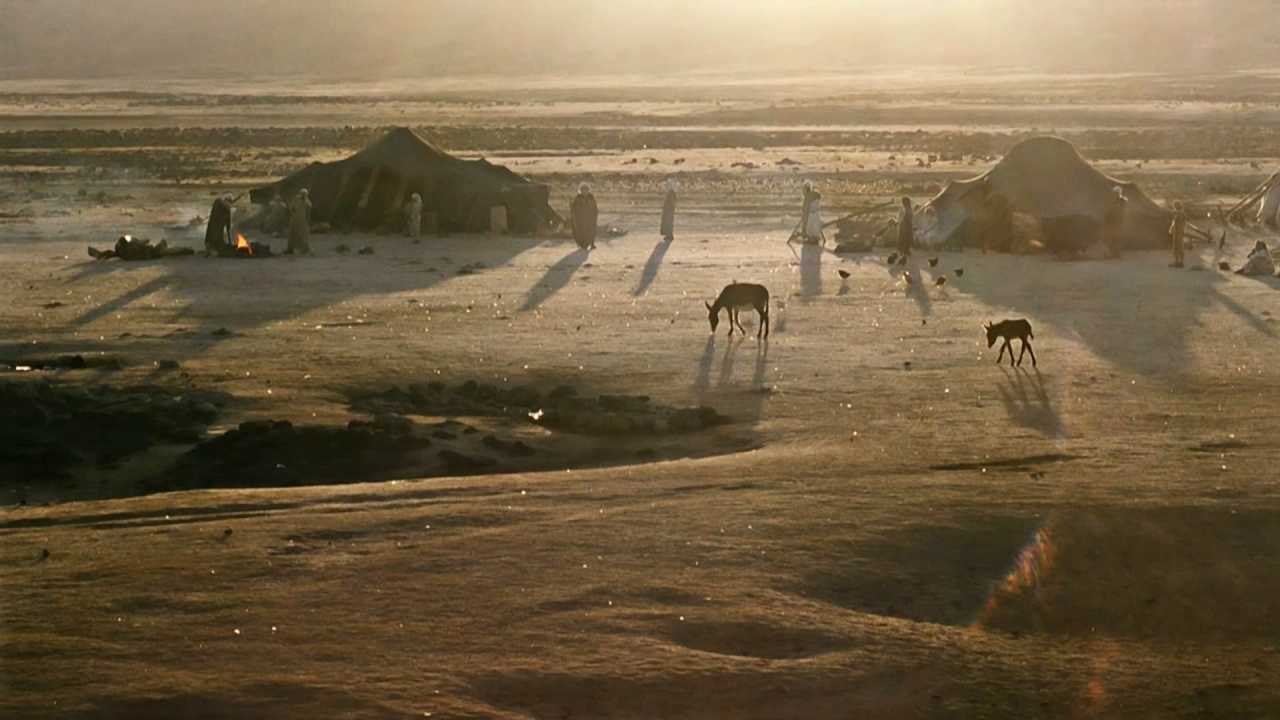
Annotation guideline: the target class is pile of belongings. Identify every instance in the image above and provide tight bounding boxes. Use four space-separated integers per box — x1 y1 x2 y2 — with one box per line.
87 235 194 261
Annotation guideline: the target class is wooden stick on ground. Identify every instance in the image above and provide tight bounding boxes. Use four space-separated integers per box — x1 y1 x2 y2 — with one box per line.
821 200 896 229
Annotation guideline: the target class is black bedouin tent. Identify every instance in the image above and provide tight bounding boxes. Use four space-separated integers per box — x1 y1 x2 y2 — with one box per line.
249 127 557 234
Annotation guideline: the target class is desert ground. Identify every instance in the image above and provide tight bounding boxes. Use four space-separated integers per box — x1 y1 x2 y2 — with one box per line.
4 72 1280 718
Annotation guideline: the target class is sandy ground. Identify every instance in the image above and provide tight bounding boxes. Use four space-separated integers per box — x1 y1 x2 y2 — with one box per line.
5 75 1280 718
5 210 1280 717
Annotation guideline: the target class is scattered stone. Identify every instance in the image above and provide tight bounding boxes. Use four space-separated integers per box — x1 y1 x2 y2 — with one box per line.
357 246 375 255
353 380 729 437
164 417 429 490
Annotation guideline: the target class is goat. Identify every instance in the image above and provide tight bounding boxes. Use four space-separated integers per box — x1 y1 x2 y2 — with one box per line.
706 283 770 339
985 319 1037 367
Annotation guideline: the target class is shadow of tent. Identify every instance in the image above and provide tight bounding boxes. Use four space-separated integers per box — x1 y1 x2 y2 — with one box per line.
41 235 546 369
519 247 591 312
958 253 1275 375
632 240 672 297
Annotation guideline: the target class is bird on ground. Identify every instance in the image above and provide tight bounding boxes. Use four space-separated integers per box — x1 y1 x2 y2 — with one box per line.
222 528 233 539
903 271 914 285
40 548 50 561
837 269 851 279
935 276 947 287
928 257 939 267
954 268 965 277
1218 261 1231 271
886 252 899 265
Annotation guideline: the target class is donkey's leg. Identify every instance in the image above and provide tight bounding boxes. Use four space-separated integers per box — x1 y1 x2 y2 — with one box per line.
996 339 1008 365
1016 339 1027 366
1025 340 1038 367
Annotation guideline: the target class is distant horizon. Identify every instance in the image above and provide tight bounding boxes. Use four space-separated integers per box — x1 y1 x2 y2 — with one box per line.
4 0 1278 81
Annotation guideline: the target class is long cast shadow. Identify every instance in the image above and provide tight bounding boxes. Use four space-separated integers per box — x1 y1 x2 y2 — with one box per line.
904 258 934 318
632 240 672 297
692 334 717 399
46 233 545 368
997 366 1066 439
520 247 590 311
799 242 823 298
717 336 743 388
73 276 172 326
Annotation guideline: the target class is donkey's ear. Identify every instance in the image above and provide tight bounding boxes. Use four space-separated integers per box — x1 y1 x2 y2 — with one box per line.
983 321 992 329
705 300 713 311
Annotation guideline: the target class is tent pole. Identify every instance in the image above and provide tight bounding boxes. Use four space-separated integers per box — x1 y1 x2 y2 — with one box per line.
357 166 382 210
328 169 352 223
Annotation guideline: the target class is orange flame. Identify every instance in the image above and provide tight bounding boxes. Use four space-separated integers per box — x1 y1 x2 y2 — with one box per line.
235 233 253 256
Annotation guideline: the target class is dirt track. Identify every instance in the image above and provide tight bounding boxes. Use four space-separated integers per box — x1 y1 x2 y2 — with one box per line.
4 74 1280 718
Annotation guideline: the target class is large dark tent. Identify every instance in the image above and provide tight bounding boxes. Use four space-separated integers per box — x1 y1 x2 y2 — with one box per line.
249 127 556 234
921 136 1173 252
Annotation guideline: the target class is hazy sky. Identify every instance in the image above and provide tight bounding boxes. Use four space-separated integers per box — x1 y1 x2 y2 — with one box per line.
1 0 1275 79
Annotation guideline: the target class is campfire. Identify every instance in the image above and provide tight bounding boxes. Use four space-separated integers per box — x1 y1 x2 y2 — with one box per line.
218 232 273 259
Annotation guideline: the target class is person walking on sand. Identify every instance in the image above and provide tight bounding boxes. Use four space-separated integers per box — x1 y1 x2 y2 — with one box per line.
287 189 312 255
405 192 423 239
1169 201 1187 268
571 183 598 250
660 178 676 242
897 196 914 258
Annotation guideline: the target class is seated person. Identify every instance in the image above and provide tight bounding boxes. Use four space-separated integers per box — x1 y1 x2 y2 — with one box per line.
1236 240 1276 276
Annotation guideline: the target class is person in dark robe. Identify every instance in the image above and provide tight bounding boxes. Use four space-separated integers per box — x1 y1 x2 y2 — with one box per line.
88 235 193 261
571 183 598 250
897 196 915 258
1103 186 1127 259
205 195 234 255
660 179 676 242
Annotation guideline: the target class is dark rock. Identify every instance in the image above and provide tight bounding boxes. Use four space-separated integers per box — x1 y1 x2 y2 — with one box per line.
437 450 496 474
598 394 650 412
549 384 577 400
